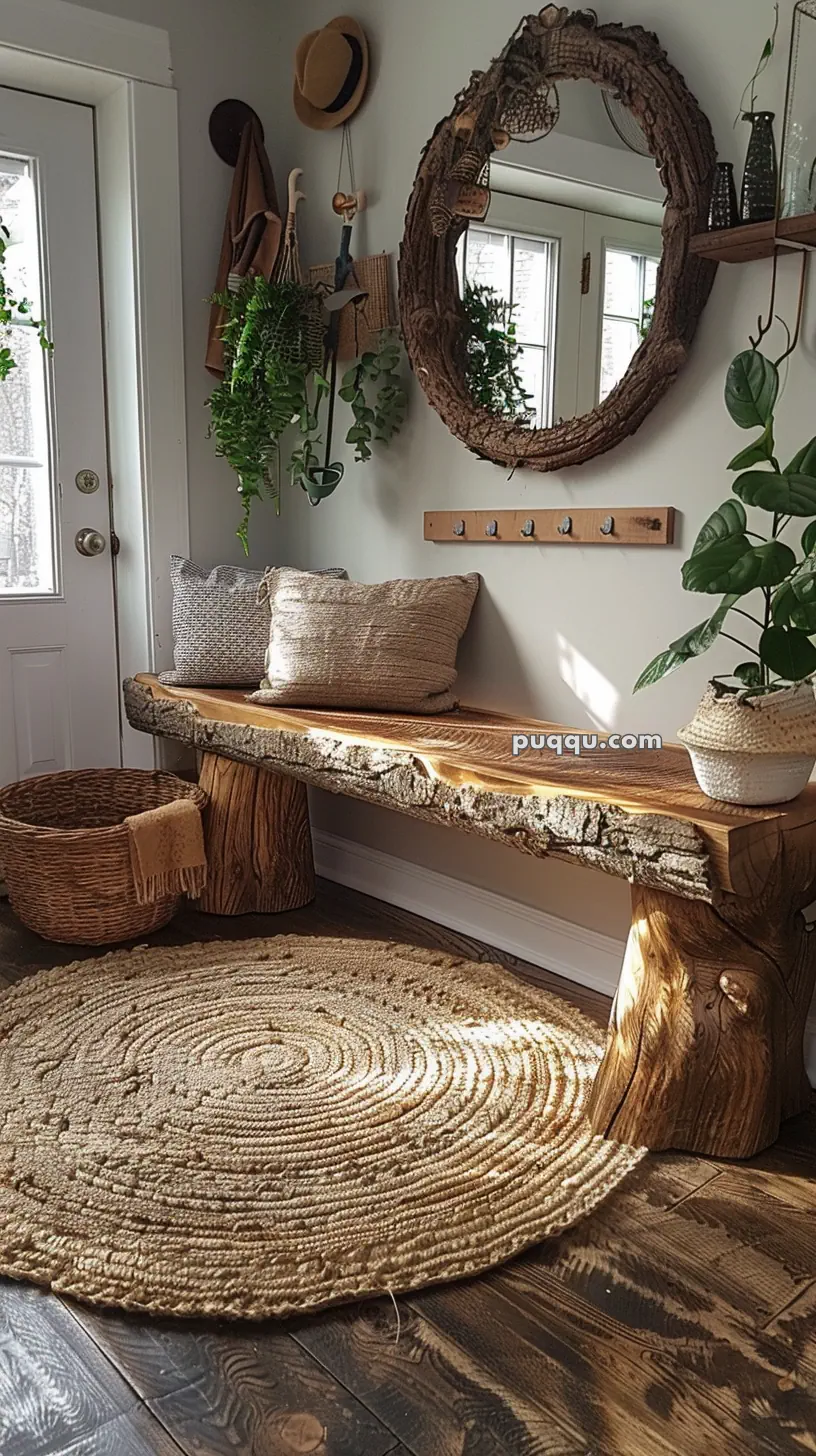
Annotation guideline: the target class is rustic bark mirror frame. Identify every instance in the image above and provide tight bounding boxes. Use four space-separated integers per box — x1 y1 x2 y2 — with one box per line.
399 6 718 472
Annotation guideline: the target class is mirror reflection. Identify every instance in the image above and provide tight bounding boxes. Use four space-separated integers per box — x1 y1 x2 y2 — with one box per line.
456 80 667 429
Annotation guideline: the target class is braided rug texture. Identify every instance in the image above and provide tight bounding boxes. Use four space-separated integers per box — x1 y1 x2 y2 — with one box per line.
0 937 645 1320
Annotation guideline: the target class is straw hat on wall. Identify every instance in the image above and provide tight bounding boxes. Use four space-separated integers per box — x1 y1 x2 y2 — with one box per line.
294 16 370 131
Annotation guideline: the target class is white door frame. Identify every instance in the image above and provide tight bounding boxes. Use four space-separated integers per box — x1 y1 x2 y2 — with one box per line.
0 0 189 770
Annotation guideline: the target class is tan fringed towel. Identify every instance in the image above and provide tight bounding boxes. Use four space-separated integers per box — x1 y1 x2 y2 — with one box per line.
125 799 208 906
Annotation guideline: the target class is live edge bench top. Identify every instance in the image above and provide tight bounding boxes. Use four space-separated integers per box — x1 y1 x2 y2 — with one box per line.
125 675 816 903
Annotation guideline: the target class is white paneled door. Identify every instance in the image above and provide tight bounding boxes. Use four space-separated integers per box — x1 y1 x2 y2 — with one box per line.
0 88 120 787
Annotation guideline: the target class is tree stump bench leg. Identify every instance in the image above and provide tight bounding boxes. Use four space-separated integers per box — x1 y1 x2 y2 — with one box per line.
587 875 816 1159
196 753 315 916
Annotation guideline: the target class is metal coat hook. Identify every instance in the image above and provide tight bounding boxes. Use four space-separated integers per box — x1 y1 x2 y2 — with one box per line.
557 515 572 536
209 99 264 166
452 519 466 537
600 515 614 536
520 518 535 537
485 519 498 537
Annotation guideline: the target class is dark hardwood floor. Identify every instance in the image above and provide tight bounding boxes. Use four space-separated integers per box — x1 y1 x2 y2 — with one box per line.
1 880 815 1456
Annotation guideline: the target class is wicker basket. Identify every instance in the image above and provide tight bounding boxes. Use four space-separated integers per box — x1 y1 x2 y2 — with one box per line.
0 769 208 945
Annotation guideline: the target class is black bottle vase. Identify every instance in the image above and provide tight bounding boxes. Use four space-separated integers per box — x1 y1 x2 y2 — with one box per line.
741 111 778 223
708 162 741 230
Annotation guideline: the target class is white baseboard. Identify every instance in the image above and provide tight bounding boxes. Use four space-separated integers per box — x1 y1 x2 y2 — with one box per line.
312 828 816 1089
313 828 624 998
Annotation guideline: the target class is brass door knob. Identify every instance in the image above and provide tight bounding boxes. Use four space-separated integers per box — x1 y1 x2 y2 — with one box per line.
75 528 106 557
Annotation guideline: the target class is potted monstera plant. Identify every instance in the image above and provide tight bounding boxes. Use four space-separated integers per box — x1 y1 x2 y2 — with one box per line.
636 347 816 806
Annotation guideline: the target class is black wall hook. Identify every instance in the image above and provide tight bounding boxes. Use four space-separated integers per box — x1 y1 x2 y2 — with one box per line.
209 100 264 166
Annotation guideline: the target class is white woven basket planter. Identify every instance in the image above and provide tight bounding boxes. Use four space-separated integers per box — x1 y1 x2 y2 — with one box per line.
678 681 816 807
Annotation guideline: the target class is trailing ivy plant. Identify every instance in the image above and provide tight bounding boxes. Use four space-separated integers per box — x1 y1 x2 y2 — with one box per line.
463 282 532 422
0 220 52 381
207 274 324 550
635 347 816 696
339 331 407 463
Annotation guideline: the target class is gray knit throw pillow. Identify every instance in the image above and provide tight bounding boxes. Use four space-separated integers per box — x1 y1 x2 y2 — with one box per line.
159 557 347 688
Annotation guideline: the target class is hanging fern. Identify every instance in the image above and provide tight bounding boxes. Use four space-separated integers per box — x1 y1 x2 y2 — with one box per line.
208 281 409 541
207 275 323 550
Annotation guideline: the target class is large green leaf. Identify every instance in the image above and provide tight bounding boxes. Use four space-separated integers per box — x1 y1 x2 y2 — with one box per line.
634 596 739 692
803 521 816 557
668 595 740 657
728 422 775 471
734 470 816 517
772 558 816 631
690 499 747 557
633 649 689 693
772 581 816 633
759 626 816 681
725 350 779 430
786 436 816 477
683 539 795 594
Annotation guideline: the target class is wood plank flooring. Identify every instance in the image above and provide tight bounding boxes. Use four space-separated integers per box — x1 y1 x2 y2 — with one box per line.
1 880 815 1455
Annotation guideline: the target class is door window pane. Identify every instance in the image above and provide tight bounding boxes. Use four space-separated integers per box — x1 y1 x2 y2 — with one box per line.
599 245 661 403
463 230 511 302
515 346 546 427
460 224 557 428
603 250 642 317
512 238 551 344
0 158 55 595
600 318 641 402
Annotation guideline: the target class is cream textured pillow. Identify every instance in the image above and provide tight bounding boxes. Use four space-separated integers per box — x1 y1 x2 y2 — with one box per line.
252 568 481 714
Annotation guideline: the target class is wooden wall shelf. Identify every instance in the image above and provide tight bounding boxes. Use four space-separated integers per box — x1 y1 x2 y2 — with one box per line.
424 508 676 547
690 211 816 264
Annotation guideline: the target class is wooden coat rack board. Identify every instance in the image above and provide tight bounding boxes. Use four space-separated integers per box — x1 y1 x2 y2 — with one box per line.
424 508 676 546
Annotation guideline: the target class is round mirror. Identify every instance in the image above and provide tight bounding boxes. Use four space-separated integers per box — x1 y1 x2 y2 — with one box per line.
399 7 718 473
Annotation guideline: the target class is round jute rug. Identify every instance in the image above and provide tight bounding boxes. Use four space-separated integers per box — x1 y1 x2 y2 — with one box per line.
0 937 645 1320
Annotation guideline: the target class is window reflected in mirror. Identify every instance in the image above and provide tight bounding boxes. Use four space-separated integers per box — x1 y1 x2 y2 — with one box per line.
455 80 667 431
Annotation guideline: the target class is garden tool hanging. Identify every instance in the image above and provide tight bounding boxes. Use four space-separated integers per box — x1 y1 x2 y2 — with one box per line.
301 186 368 505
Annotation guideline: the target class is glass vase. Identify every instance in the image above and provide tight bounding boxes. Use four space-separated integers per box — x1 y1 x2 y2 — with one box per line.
741 112 779 223
780 1 816 219
708 162 741 230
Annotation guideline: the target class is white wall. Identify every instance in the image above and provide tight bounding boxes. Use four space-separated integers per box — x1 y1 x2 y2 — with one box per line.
261 0 814 941
74 0 298 573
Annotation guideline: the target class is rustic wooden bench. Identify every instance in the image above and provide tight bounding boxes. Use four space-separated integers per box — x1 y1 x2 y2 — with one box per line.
125 674 816 1161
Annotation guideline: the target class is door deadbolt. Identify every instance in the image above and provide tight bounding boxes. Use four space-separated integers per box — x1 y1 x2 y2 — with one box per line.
75 528 107 557
75 469 100 494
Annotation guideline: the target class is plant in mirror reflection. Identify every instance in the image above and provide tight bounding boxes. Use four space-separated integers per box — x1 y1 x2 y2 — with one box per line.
462 282 533 422
636 346 816 696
